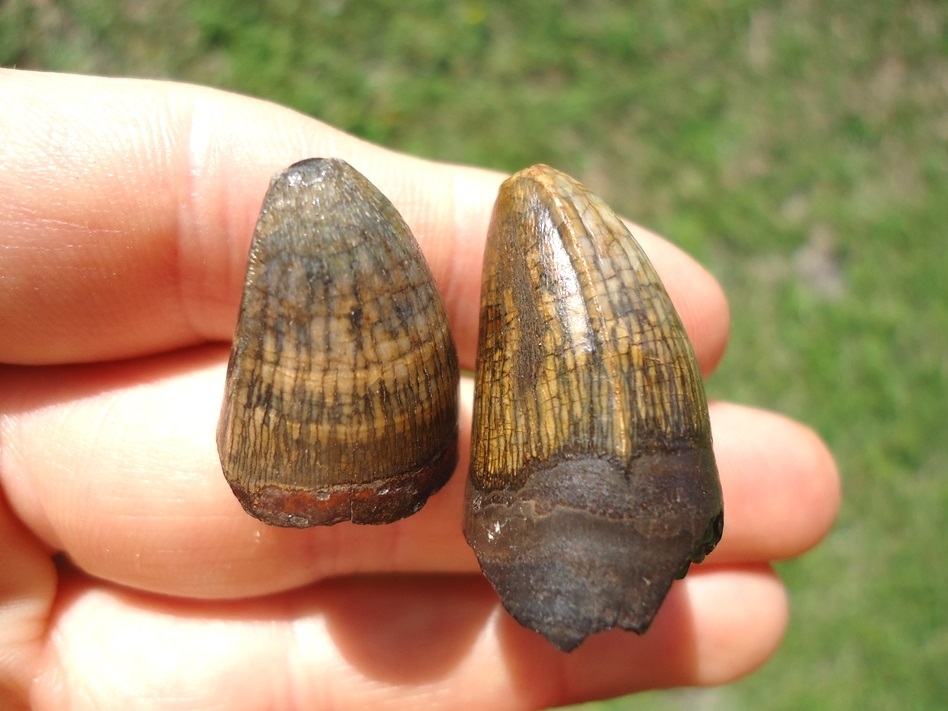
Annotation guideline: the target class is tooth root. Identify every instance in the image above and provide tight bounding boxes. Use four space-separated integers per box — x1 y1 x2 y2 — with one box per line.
464 164 723 651
218 158 459 527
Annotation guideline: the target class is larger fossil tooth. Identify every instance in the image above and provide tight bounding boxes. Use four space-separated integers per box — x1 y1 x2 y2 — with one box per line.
464 164 723 651
218 158 459 527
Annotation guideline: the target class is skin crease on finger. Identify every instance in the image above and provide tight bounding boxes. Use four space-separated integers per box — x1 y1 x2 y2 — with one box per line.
0 493 57 707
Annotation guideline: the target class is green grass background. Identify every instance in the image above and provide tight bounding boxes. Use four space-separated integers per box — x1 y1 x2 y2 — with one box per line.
4 1 946 709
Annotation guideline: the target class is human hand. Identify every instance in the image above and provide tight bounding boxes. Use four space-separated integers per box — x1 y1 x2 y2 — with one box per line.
0 70 840 711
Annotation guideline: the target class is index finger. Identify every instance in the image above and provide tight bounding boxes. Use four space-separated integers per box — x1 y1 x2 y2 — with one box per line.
0 70 728 372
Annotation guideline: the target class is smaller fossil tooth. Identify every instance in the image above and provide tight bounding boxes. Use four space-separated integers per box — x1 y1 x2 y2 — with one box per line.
217 158 460 527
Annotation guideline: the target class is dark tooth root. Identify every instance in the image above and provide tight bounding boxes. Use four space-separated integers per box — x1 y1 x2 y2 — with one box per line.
218 158 459 527
464 164 723 651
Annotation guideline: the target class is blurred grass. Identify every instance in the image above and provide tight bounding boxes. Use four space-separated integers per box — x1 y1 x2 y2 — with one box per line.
3 0 946 709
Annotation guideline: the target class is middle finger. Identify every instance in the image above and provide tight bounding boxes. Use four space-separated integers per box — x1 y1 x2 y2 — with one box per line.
0 347 835 598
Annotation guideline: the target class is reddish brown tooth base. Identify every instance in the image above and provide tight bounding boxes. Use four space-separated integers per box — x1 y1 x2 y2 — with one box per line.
217 158 459 527
464 164 723 651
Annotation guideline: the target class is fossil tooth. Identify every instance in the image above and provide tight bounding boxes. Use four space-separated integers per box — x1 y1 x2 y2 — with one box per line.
218 158 459 527
464 164 723 651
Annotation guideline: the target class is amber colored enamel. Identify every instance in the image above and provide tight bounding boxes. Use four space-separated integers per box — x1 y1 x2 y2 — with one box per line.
464 165 723 651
